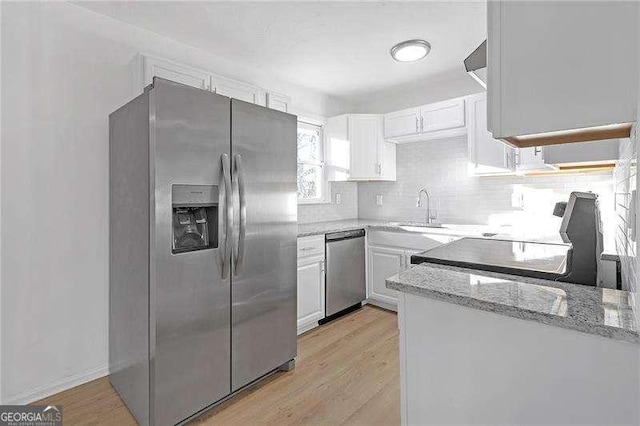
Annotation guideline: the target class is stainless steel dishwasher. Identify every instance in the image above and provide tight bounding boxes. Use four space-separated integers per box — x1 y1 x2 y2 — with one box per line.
324 229 366 319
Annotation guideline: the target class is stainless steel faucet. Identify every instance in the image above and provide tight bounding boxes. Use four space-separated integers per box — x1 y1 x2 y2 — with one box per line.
416 188 434 224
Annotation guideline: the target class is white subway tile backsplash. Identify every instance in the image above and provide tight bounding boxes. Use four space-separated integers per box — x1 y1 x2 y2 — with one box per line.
614 136 637 299
359 136 616 244
297 181 358 223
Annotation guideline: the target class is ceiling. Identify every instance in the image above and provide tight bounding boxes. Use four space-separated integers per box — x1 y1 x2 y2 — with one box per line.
78 1 486 102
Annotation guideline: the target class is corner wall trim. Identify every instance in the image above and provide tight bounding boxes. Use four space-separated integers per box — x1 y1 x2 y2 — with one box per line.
3 364 109 405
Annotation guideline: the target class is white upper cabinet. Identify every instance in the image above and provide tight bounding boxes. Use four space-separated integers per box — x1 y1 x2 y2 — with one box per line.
211 74 265 105
140 54 277 107
543 140 620 165
488 1 637 145
326 115 351 182
327 115 396 181
143 55 210 90
384 108 421 138
349 115 396 181
383 98 466 143
266 92 291 113
518 140 620 172
516 147 555 172
466 92 515 175
420 99 465 133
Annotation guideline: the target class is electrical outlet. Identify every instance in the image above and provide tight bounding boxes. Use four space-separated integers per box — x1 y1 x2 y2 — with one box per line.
376 194 383 206
335 193 341 205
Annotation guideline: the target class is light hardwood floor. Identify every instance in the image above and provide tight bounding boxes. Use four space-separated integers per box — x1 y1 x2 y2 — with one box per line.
35 305 400 425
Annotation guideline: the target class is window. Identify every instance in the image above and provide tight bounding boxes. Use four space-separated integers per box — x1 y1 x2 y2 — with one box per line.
297 121 326 203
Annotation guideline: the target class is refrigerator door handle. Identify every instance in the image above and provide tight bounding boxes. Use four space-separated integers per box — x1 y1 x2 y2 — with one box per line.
233 154 247 275
221 154 233 279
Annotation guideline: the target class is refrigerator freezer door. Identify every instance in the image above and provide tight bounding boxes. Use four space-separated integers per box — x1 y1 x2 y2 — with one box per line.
230 99 297 391
151 78 232 426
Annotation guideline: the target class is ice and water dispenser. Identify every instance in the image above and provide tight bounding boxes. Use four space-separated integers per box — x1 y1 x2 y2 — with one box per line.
172 184 218 254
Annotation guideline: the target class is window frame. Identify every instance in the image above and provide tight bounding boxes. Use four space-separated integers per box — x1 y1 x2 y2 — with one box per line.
297 117 330 204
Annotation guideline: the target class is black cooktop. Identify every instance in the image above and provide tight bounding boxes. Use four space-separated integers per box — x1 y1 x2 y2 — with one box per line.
411 237 571 281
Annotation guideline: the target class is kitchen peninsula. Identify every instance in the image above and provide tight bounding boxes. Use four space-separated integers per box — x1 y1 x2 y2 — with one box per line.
387 262 639 425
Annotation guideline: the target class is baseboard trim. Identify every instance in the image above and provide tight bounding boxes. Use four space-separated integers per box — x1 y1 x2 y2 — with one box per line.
297 319 320 336
366 298 398 312
4 364 109 405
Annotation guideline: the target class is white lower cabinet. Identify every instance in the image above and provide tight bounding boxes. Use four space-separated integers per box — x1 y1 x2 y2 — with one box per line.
297 236 325 335
367 231 454 310
368 246 405 310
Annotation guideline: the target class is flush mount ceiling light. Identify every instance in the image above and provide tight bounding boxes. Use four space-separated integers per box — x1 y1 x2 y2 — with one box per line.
390 39 431 62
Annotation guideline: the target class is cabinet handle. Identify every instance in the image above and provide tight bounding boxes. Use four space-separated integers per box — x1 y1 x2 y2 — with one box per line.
301 246 315 251
415 116 419 132
377 163 382 176
420 116 424 131
534 147 542 156
320 260 325 273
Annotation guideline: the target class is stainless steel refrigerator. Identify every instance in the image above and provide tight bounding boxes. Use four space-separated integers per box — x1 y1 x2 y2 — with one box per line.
109 77 297 426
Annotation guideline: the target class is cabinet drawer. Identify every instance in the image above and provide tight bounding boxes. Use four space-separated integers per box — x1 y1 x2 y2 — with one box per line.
297 235 325 259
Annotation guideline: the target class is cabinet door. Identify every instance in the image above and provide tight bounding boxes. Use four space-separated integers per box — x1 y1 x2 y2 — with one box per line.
143 55 210 90
467 93 515 174
212 74 265 105
404 250 425 270
420 99 465 133
516 147 555 172
297 255 325 334
349 115 383 180
384 108 421 138
543 139 619 165
488 1 636 139
368 246 404 307
266 92 291 113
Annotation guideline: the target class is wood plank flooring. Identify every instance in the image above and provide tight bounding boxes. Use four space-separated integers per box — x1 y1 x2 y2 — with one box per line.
35 305 399 425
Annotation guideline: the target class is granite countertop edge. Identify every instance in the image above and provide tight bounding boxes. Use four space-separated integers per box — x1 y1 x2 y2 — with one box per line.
296 219 502 238
386 264 640 345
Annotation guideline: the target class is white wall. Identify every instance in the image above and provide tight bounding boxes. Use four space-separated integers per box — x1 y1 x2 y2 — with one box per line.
350 72 483 114
0 1 349 404
298 181 358 224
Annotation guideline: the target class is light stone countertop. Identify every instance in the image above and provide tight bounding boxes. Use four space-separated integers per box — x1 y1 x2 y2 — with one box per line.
297 219 508 239
386 263 639 344
297 219 618 260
